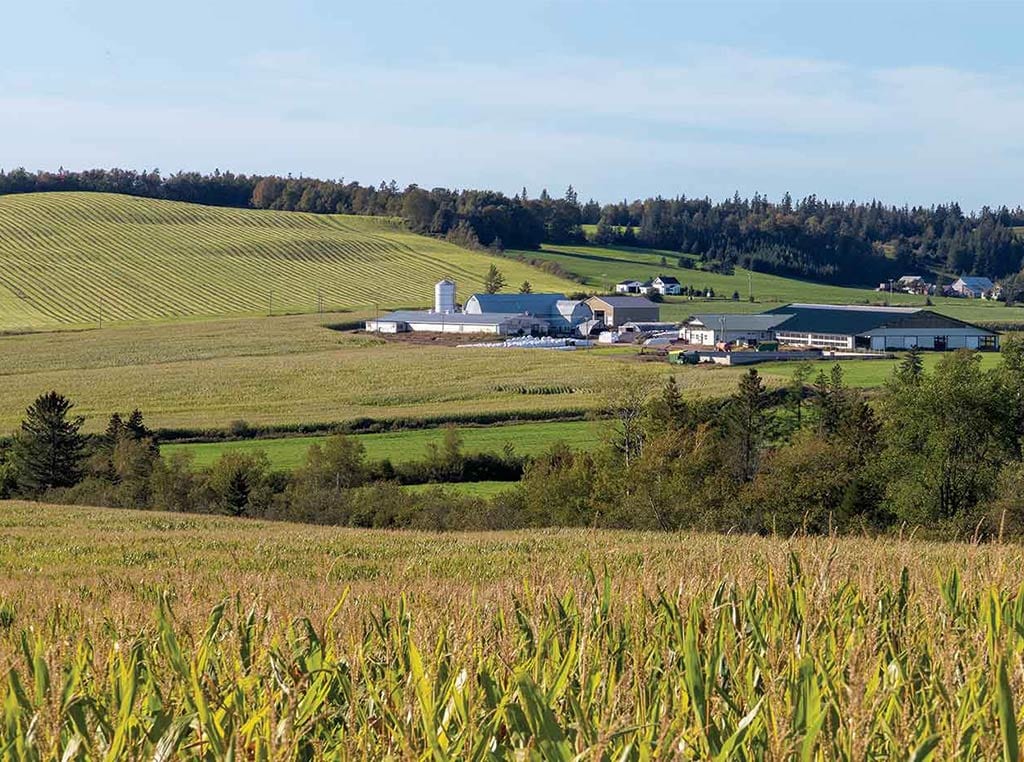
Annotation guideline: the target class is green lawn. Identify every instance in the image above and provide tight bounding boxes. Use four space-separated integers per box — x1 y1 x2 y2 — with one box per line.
163 419 606 470
514 243 1024 325
402 480 518 498
756 351 1005 388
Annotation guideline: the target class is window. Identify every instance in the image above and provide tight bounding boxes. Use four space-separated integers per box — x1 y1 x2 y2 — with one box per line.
934 336 948 351
980 335 997 350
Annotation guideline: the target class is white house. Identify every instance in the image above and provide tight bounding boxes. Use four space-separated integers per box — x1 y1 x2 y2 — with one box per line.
651 275 681 295
615 280 641 294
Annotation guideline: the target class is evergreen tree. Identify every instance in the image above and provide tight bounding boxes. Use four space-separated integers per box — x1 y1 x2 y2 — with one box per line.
12 391 86 493
483 265 507 294
723 370 773 482
519 280 533 293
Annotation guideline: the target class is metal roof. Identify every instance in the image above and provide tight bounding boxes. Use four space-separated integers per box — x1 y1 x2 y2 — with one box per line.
466 293 567 316
587 296 660 308
370 310 542 326
954 276 995 290
688 313 794 331
763 303 996 336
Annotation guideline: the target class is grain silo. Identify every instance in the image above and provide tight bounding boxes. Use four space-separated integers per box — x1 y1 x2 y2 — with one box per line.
434 279 456 313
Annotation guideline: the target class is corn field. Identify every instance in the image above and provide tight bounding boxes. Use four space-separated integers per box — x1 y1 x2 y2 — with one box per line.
1 550 1023 759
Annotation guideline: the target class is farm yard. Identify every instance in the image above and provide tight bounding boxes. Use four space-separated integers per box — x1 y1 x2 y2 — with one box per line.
0 502 1021 757
0 192 575 331
515 242 1024 326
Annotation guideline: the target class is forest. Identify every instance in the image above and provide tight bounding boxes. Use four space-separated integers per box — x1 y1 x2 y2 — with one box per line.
3 343 1024 539
2 167 1023 286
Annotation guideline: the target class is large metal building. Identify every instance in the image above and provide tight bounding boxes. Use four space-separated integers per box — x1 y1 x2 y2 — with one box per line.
762 303 999 351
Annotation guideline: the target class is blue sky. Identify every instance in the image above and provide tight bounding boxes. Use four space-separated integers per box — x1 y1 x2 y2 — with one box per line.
3 0 1023 208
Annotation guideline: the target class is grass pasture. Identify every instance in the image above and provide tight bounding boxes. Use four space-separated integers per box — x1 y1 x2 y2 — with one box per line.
164 419 604 470
0 192 575 331
0 502 1023 756
756 350 1005 388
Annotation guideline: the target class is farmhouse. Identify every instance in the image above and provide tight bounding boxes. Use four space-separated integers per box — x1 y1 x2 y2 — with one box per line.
615 280 642 294
650 275 681 295
763 303 999 351
585 295 661 328
951 275 996 299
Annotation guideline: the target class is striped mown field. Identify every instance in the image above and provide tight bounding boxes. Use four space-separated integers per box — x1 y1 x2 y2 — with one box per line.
0 192 575 330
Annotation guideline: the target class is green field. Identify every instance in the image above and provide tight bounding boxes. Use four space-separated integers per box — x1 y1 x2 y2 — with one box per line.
0 312 747 433
0 502 1022 757
164 419 604 470
401 480 517 497
516 243 1024 325
756 350 1005 388
0 192 575 330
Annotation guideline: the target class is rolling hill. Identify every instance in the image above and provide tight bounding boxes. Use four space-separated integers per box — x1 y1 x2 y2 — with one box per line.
0 192 576 331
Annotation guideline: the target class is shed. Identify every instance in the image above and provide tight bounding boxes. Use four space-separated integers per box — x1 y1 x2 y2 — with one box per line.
585 296 660 327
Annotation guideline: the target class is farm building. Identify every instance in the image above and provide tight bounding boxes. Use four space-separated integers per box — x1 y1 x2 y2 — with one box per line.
649 275 681 295
364 310 547 335
365 281 592 336
615 280 642 294
585 296 661 328
951 275 996 299
762 303 999 351
465 293 593 335
681 314 793 346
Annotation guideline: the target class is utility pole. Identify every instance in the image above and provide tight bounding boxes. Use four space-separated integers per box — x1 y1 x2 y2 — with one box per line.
747 270 753 302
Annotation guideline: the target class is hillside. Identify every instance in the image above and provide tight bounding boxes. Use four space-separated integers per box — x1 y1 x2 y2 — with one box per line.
515 243 1024 325
0 192 576 330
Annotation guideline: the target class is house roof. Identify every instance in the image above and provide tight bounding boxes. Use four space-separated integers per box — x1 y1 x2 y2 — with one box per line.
466 293 567 315
898 275 926 283
654 275 680 285
954 276 995 291
688 313 794 332
370 310 542 326
616 279 641 286
587 296 660 309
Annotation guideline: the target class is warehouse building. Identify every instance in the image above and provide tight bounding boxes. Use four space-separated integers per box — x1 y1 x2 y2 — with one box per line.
763 303 999 351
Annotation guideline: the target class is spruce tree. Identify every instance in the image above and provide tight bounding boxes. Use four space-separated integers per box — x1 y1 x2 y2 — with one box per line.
483 265 506 294
12 391 85 494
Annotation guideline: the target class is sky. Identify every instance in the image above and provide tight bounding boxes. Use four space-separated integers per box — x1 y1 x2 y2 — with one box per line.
2 0 1023 209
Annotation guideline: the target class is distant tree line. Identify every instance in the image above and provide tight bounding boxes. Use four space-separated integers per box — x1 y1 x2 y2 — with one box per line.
594 194 1024 285
6 344 1024 538
3 167 1024 286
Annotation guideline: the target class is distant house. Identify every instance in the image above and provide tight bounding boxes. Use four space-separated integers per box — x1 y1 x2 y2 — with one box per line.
951 276 996 299
585 295 660 328
651 275 681 295
897 275 932 295
615 280 641 294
